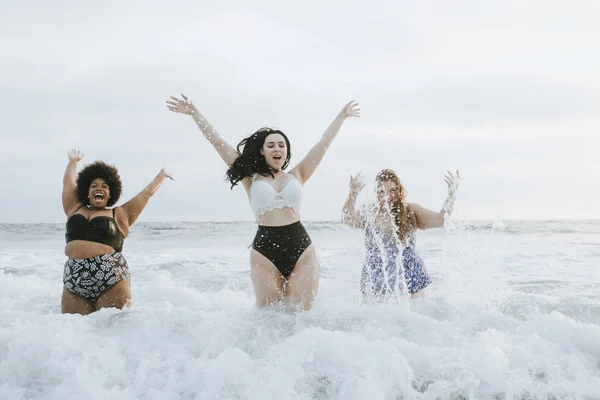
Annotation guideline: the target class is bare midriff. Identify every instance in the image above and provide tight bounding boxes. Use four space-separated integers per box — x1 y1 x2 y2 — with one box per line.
256 207 301 227
65 240 116 259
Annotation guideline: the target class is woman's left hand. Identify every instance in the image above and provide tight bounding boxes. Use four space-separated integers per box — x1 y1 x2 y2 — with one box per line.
444 170 460 194
339 100 361 118
160 168 175 181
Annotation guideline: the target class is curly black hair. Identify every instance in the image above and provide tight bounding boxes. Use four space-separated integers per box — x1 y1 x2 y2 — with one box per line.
225 128 291 188
76 161 122 207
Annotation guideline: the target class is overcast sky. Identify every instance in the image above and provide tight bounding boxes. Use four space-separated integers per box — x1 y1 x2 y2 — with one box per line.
1 0 598 223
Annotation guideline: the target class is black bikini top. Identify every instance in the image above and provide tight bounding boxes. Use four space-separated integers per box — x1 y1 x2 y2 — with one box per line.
65 206 124 252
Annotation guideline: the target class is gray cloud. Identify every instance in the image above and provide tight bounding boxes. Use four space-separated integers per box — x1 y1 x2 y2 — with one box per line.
372 75 599 125
1 0 599 222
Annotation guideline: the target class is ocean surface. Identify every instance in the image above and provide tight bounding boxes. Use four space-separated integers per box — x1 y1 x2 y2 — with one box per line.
1 220 599 399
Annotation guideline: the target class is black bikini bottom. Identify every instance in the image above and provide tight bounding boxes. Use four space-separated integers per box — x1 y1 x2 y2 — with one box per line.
251 221 312 278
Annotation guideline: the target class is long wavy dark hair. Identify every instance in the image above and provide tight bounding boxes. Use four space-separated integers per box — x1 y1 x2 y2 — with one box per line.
76 161 122 207
225 128 291 188
375 169 412 244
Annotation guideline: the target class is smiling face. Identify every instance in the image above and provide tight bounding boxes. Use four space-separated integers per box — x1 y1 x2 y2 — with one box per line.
377 180 400 204
260 133 288 171
375 169 404 207
88 178 110 209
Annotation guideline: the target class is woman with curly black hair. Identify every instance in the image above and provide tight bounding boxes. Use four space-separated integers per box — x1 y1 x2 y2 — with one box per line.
61 150 173 314
167 94 359 311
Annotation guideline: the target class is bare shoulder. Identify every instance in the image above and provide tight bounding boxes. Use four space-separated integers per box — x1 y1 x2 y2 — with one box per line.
113 206 125 217
112 206 128 226
406 202 422 213
288 168 302 183
406 203 421 225
112 206 130 237
241 177 253 197
66 202 85 218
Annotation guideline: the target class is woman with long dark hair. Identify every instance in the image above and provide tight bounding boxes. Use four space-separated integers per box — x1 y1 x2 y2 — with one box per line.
342 169 459 300
167 94 359 310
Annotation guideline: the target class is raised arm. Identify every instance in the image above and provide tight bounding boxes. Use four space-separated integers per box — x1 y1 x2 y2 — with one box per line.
291 101 360 184
341 172 367 228
411 170 460 230
62 150 84 216
119 168 174 227
167 94 238 166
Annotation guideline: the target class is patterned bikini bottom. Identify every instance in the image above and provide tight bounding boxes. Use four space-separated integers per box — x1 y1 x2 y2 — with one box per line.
63 252 130 301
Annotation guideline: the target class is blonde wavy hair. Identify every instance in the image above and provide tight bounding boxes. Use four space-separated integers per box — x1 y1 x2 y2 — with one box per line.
375 169 412 243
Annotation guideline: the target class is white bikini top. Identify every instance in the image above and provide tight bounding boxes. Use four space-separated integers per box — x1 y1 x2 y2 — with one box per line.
250 173 303 217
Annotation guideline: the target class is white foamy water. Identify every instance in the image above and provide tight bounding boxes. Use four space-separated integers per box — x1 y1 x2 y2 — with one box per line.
1 220 600 399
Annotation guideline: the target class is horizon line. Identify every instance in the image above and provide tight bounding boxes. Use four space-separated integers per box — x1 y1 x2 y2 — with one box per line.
1 218 599 225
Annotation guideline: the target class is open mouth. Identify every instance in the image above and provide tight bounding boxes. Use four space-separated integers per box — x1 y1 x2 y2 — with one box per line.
93 193 105 201
273 155 282 161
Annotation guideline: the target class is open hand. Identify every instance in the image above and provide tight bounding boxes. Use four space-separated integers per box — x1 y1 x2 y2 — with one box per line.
340 100 360 118
166 94 198 116
349 172 365 193
444 170 460 194
68 149 84 162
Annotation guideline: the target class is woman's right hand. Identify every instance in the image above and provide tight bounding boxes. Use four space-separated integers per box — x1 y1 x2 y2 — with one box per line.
349 172 365 194
444 170 460 195
68 149 84 162
166 94 198 116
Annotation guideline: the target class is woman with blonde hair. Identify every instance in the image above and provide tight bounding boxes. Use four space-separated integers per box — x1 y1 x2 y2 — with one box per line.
342 169 459 299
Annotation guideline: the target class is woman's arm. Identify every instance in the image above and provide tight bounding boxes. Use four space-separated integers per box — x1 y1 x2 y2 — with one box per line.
341 172 366 228
291 101 360 184
119 168 174 227
411 170 460 230
167 94 239 166
62 150 84 215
